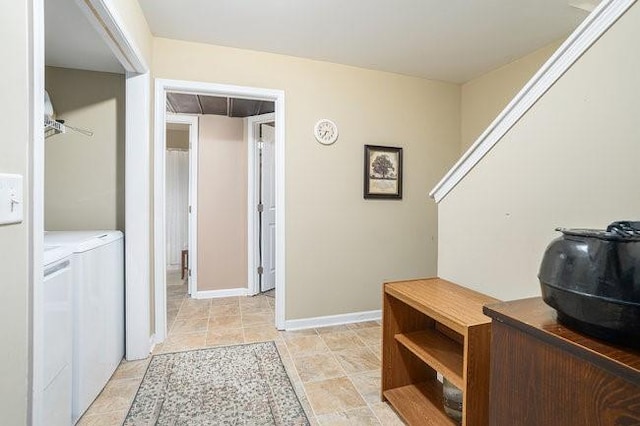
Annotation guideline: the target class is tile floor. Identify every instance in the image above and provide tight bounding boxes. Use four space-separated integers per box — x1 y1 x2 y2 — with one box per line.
78 270 404 425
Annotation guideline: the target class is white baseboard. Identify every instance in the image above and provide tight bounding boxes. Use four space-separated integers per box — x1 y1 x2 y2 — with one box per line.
284 309 382 331
194 288 249 299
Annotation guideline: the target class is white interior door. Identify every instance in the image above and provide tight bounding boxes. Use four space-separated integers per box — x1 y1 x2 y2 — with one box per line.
260 123 276 292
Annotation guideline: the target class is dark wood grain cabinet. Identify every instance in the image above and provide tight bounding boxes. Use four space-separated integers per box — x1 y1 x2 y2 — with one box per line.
483 298 640 426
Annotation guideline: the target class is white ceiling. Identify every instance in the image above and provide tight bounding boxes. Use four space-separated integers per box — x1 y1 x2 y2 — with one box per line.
138 0 593 83
45 0 124 74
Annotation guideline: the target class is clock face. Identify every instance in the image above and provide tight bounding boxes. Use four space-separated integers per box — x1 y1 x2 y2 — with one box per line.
314 119 339 145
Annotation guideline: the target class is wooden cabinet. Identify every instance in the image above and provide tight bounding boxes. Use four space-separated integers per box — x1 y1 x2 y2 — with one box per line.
382 278 498 425
483 298 640 426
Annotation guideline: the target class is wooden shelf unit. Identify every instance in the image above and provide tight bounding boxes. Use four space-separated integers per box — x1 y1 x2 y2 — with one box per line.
382 278 498 426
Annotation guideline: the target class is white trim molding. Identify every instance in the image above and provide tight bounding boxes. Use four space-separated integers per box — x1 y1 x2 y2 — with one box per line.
74 0 148 73
194 288 250 299
29 0 46 423
154 79 287 342
429 0 636 203
125 72 151 360
284 310 382 331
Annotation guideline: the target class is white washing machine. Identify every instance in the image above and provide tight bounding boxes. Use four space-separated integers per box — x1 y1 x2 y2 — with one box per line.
44 231 125 423
41 245 73 426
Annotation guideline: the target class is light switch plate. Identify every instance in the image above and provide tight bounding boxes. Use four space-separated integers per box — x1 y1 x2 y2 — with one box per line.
0 173 24 225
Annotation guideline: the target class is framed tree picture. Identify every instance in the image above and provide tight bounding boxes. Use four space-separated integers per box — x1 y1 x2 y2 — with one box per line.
364 145 403 199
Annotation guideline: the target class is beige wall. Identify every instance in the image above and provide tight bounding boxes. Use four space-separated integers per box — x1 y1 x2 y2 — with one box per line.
197 116 248 291
45 67 125 231
460 39 564 152
153 38 461 319
166 128 189 150
0 1 30 423
437 3 640 301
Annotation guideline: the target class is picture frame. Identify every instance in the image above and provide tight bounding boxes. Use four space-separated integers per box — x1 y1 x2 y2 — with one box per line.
364 145 403 199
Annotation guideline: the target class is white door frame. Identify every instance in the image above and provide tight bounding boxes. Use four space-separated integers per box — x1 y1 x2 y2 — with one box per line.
164 113 199 297
154 79 286 342
30 2 151 421
72 0 153 362
246 113 276 295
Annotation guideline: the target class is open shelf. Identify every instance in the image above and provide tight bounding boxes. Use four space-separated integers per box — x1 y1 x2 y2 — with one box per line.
383 278 498 425
395 329 464 389
384 381 456 426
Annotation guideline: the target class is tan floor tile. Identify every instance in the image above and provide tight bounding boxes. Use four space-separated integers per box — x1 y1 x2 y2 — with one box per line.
241 303 273 314
281 328 319 340
279 351 303 386
208 315 243 329
354 327 381 346
176 304 210 320
285 335 330 357
242 311 274 327
167 299 183 311
206 328 245 347
77 410 128 426
303 377 366 415
181 298 211 309
170 317 208 335
111 358 150 380
349 370 381 404
209 315 242 331
274 339 292 360
333 348 380 374
292 353 345 383
240 295 270 308
167 311 178 328
347 321 381 330
321 331 365 352
210 303 241 316
84 378 140 414
210 296 240 306
315 324 352 334
317 407 381 425
368 344 382 361
369 402 405 425
243 325 280 343
156 332 207 353
167 283 186 292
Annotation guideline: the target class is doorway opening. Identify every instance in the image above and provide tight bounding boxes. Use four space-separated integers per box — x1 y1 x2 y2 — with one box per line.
154 80 286 344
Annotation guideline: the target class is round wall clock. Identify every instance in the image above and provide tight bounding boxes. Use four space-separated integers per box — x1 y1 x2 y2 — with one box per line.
313 119 339 145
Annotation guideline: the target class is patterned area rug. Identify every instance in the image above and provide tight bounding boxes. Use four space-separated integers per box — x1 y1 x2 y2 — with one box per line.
125 342 309 425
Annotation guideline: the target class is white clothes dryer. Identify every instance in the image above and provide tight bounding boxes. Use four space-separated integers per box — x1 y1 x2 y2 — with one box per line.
44 231 124 423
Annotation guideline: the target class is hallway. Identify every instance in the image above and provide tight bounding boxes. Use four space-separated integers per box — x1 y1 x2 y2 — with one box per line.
77 273 402 425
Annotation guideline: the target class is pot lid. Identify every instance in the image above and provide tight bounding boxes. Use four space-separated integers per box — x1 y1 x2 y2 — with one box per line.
558 221 640 242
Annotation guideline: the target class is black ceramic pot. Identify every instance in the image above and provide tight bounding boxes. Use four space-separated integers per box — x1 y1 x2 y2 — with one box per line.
538 221 640 347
